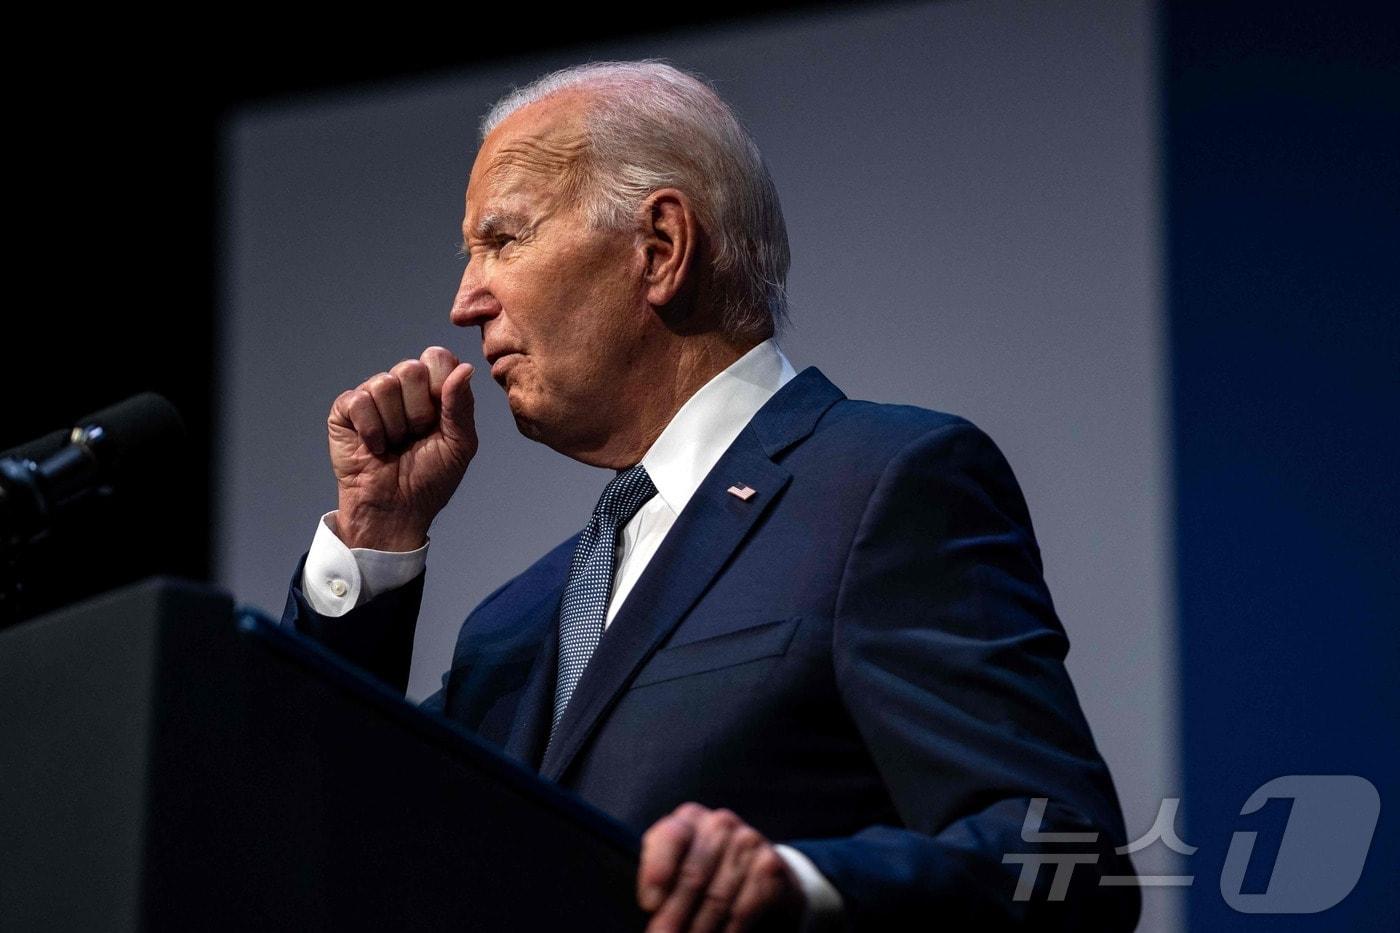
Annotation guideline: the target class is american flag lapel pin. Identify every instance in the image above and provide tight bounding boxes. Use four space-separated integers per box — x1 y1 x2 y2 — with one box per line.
727 484 757 501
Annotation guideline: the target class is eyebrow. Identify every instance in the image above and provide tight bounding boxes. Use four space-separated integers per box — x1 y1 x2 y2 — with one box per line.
465 209 530 243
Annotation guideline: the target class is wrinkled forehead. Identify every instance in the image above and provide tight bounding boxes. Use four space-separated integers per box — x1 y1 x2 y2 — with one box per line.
466 92 593 208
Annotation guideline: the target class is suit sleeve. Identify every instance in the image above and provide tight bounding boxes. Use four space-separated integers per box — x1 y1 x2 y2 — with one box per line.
280 550 429 700
788 421 1140 930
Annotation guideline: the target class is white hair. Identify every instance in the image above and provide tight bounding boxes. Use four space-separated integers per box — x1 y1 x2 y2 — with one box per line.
481 60 791 340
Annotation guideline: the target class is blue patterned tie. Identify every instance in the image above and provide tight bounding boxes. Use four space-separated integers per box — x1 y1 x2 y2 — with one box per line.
550 464 657 743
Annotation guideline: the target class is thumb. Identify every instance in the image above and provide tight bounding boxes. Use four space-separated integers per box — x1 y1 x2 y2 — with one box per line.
439 362 477 444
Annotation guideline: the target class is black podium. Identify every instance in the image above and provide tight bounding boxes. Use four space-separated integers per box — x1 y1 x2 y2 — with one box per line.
0 578 646 932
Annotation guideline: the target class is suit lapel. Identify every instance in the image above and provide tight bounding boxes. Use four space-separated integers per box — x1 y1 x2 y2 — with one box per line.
501 571 567 769
537 367 845 782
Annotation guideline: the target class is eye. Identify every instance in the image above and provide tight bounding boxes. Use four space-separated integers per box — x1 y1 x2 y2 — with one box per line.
456 231 519 262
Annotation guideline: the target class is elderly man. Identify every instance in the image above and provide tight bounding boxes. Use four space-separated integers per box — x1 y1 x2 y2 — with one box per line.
282 61 1140 931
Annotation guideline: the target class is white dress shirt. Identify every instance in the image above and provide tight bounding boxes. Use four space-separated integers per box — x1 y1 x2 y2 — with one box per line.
301 339 841 928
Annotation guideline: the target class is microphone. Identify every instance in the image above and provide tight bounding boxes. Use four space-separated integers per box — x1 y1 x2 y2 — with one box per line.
0 393 186 553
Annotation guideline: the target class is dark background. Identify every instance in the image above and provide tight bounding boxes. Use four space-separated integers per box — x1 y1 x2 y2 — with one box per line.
5 2 1396 928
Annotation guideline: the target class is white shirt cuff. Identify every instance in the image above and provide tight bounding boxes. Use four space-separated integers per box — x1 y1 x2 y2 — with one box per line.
301 510 429 617
775 844 844 932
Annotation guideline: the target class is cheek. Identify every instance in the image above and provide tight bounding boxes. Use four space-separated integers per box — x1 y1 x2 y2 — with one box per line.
514 246 642 372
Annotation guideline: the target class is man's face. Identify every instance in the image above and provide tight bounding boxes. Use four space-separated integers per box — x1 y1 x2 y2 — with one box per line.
451 92 650 458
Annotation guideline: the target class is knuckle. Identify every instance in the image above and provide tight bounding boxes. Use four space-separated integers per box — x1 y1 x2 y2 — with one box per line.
699 813 733 839
753 849 785 879
367 372 400 393
732 826 762 851
391 359 425 380
708 809 739 830
639 868 670 894
674 802 706 821
648 816 686 844
347 390 375 417
638 866 668 891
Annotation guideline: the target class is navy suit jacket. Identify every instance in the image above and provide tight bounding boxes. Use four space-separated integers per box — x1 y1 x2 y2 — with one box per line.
283 367 1140 930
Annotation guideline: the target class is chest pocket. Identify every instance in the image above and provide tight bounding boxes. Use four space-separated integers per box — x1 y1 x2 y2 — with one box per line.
631 616 801 688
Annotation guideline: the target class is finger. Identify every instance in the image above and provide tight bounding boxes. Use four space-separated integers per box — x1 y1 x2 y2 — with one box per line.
726 847 796 933
648 809 737 933
332 387 386 456
391 359 435 433
420 345 460 397
439 362 477 445
365 372 409 448
639 804 704 913
690 826 763 933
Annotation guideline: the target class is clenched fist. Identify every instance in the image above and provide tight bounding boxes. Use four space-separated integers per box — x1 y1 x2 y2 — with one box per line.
328 346 477 551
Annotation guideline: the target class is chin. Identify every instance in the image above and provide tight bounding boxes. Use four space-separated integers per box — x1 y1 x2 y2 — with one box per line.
506 396 543 438
511 411 546 443
506 392 558 445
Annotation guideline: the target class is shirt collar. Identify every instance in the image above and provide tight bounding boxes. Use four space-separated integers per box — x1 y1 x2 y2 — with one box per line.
640 338 797 516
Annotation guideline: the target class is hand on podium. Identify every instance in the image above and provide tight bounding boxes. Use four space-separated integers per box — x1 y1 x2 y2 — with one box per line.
638 803 804 933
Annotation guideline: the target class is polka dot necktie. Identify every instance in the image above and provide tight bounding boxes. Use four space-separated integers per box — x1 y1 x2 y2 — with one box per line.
549 463 657 744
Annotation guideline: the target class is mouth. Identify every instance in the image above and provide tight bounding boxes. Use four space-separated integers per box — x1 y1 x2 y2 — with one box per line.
488 351 522 382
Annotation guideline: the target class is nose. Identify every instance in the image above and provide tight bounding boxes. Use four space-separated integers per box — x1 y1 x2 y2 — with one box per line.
450 258 501 330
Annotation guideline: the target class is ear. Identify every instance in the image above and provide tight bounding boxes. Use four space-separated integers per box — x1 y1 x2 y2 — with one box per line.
639 188 696 308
